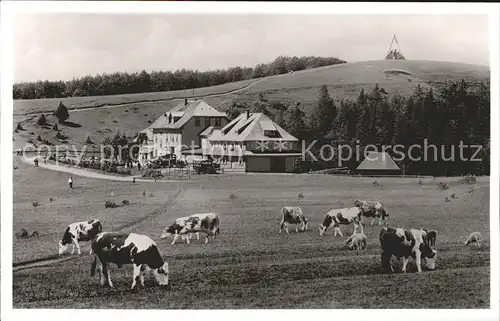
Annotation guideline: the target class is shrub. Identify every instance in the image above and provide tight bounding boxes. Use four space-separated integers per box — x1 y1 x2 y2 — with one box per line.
461 174 477 185
105 200 118 208
53 101 69 124
122 200 130 205
49 197 54 202
229 193 237 200
15 228 29 239
436 182 449 191
142 169 163 178
32 201 39 207
31 231 39 238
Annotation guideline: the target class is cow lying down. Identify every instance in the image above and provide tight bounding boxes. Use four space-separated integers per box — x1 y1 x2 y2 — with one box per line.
379 227 437 273
161 213 220 245
90 232 169 289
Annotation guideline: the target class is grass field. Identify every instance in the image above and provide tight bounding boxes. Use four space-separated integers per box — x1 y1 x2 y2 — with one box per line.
12 60 490 150
13 160 490 308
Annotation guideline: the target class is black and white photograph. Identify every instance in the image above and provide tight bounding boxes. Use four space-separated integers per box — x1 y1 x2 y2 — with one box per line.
1 1 499 317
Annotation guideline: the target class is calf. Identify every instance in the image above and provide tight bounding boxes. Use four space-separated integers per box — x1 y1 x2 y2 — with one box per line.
279 206 308 234
90 232 169 289
161 213 220 245
354 199 389 226
58 219 102 255
344 233 367 250
464 231 483 248
319 207 363 237
379 227 437 273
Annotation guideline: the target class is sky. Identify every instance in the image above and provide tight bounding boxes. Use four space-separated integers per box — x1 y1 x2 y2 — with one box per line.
13 14 490 82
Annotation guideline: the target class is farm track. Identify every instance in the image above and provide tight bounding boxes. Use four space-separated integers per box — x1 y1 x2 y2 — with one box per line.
12 186 184 272
13 78 266 117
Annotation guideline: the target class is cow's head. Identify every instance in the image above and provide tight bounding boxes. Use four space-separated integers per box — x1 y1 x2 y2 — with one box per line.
161 223 181 239
319 215 332 236
423 249 437 270
152 262 169 286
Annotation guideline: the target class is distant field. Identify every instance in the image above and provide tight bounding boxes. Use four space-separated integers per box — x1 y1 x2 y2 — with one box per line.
13 160 490 308
12 60 490 150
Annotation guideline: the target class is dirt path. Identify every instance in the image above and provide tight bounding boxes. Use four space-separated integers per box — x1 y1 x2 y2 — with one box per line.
17 156 184 183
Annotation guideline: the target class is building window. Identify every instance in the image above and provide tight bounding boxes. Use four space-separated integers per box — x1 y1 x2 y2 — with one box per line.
215 118 221 127
195 117 200 127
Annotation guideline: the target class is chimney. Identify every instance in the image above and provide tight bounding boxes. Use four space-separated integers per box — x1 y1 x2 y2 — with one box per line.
246 110 250 119
184 98 187 106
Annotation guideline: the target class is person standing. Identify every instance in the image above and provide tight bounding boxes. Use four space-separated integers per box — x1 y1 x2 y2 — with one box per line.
68 177 73 189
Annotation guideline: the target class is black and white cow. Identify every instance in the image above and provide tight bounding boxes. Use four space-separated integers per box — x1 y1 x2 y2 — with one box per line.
279 206 308 234
161 213 220 245
58 219 102 255
90 232 169 289
354 199 389 226
379 227 437 273
319 207 363 237
344 233 367 250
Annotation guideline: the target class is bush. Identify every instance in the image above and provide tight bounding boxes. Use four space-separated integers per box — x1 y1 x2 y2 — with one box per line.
436 182 449 191
122 200 130 205
49 197 54 202
15 228 29 239
142 169 163 178
105 200 118 208
461 174 477 185
32 201 39 207
31 231 39 237
229 193 237 200
53 101 69 124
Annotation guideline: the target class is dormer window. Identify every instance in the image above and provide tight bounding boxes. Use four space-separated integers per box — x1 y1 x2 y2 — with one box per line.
264 130 281 138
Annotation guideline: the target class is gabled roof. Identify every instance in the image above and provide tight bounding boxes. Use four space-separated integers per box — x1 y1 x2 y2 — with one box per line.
133 128 153 143
149 100 227 130
199 126 216 137
356 152 400 171
208 112 298 142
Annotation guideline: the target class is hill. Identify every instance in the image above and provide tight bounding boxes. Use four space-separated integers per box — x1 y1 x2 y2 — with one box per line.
13 60 490 150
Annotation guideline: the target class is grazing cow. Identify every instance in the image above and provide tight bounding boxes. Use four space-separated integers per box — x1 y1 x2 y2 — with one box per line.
423 229 437 247
379 227 437 273
279 206 308 234
90 232 169 289
354 200 389 226
319 207 363 237
464 231 483 248
160 216 200 245
58 219 102 255
344 233 367 250
161 213 220 245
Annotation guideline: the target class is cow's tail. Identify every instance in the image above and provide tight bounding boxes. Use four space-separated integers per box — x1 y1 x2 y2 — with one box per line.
91 256 97 277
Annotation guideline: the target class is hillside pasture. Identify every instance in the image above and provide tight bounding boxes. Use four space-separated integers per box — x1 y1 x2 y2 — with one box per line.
13 161 490 308
12 60 490 150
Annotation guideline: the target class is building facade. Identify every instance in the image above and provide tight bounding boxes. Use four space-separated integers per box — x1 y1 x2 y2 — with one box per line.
136 99 229 164
183 111 302 173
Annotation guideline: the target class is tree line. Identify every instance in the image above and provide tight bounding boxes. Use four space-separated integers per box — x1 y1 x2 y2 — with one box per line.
13 56 346 100
235 80 490 176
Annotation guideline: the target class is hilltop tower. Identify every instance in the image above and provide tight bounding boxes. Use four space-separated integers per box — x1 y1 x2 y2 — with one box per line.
385 34 406 60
